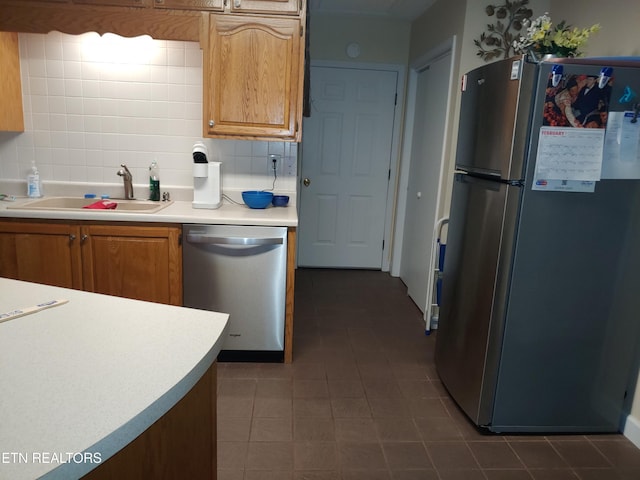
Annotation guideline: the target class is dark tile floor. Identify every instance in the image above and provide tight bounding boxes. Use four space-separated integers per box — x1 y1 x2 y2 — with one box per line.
217 268 640 480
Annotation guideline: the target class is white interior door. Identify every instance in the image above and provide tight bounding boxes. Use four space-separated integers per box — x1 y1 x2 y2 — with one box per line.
298 66 398 268
400 53 451 312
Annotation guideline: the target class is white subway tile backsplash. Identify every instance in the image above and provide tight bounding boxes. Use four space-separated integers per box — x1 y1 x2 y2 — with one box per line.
49 116 68 134
167 66 185 85
64 79 83 97
32 113 50 131
184 102 200 121
185 49 202 68
79 62 98 80
48 78 66 97
28 59 47 77
32 131 50 148
150 65 168 84
100 116 119 134
46 59 65 78
25 35 45 59
234 141 252 156
85 133 102 150
50 131 68 147
0 32 297 194
44 38 63 61
48 96 66 115
83 99 101 116
66 61 84 79
185 84 201 103
167 47 185 67
168 84 185 102
29 79 48 96
62 42 82 63
68 132 85 150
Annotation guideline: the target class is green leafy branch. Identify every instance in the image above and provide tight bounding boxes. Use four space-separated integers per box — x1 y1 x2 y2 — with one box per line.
474 0 533 61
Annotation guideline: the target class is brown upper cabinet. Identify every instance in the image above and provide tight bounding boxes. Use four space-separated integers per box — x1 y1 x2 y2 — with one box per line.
203 13 304 141
0 32 24 132
0 0 306 140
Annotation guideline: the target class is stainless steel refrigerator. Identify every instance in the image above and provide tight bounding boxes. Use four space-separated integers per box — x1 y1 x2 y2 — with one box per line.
435 55 640 433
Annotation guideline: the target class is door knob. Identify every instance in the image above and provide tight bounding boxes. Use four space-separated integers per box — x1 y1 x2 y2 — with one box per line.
303 178 311 187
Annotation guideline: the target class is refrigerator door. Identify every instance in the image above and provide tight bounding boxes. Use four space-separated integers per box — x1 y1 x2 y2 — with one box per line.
456 57 536 180
491 180 640 432
435 173 521 426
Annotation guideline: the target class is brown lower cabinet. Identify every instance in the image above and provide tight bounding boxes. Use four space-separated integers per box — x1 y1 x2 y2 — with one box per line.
0 219 182 305
83 361 217 480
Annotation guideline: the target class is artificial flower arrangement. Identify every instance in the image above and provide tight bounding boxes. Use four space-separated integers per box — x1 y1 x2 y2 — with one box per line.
513 13 600 59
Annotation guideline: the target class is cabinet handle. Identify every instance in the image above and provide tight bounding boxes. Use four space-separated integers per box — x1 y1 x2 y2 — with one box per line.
155 0 164 4
209 120 215 127
233 0 241 7
81 234 88 242
69 234 76 241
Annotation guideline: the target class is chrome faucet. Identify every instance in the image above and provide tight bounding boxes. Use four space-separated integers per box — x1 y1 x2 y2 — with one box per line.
117 164 134 200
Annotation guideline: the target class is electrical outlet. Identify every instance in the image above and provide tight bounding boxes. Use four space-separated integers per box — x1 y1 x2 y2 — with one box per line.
268 154 281 174
284 156 297 176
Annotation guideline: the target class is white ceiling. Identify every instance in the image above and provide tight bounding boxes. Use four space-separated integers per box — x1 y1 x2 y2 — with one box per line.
309 0 437 21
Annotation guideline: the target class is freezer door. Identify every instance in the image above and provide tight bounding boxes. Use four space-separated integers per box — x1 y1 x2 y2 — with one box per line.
456 57 536 180
435 173 521 426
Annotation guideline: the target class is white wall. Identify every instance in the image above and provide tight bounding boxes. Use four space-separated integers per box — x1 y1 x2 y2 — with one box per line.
309 13 411 64
550 0 640 57
0 32 297 197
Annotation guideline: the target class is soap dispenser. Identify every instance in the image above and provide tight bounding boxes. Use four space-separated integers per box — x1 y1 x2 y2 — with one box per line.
192 142 222 209
27 160 42 198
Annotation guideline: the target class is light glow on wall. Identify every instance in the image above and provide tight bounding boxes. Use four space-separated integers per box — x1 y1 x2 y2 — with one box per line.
80 32 157 65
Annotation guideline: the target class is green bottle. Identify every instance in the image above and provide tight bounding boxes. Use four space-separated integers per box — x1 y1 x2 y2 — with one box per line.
149 160 160 201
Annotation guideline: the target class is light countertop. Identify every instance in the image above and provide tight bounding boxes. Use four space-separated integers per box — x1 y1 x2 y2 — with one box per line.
0 278 229 480
0 196 298 227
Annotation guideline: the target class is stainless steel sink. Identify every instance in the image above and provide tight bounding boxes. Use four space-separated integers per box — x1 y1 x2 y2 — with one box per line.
8 197 173 214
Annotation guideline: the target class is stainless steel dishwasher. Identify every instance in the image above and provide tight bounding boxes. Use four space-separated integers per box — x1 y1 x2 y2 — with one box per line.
182 224 287 362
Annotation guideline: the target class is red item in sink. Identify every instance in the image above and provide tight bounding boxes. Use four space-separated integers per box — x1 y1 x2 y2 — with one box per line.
83 200 118 209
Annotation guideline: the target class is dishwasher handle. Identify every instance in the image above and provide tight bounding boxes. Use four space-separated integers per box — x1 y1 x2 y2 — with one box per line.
186 233 284 246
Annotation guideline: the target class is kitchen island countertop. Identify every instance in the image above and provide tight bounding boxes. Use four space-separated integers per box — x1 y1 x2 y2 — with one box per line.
0 278 229 480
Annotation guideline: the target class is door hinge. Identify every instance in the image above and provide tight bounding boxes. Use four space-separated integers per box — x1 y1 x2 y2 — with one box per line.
178 233 182 246
382 239 385 250
388 169 391 180
394 93 397 105
300 25 304 37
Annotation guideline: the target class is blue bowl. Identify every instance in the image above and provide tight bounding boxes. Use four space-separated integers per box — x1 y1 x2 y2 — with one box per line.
242 190 273 209
272 195 290 207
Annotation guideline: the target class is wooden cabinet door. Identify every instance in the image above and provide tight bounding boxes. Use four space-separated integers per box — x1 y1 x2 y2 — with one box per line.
153 0 223 10
229 0 299 14
0 32 24 132
204 14 302 140
81 224 182 305
0 221 82 289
